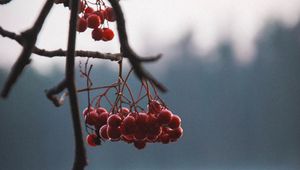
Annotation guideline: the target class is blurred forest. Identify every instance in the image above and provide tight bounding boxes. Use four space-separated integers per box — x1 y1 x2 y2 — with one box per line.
0 20 300 170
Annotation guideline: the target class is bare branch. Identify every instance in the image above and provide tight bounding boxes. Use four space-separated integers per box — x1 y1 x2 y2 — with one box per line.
65 0 87 169
107 0 167 92
138 54 162 62
1 26 163 63
55 0 69 6
0 0 55 98
0 27 22 43
0 26 122 61
0 0 11 5
45 79 67 107
33 47 122 61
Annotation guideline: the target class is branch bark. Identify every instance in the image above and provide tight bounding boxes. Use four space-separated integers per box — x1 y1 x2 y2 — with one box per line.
34 48 122 61
66 0 87 169
45 79 67 107
0 26 122 61
0 0 12 5
0 26 161 62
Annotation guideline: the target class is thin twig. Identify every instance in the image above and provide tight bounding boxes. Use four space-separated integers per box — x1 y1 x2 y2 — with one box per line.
45 79 67 107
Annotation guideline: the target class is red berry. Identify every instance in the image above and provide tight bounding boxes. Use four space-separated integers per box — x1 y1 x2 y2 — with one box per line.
77 17 87 33
136 113 148 127
160 133 170 144
128 112 138 118
134 128 147 141
169 127 183 140
121 135 134 143
119 107 130 117
134 141 146 150
99 125 109 140
147 114 159 127
94 10 105 24
96 107 107 115
157 109 173 125
91 28 103 41
108 114 122 128
136 113 148 132
147 135 158 142
147 115 161 136
87 14 101 29
105 7 116 22
107 126 121 140
102 28 114 41
85 110 98 125
82 106 94 117
148 100 162 114
121 116 136 135
86 134 98 147
168 114 181 129
98 111 109 126
85 6 94 14
147 125 162 137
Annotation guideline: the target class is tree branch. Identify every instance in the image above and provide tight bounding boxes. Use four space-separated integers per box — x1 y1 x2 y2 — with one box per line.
1 27 161 62
45 79 67 107
0 0 12 5
107 0 167 92
33 47 122 61
0 0 55 98
0 26 122 61
0 27 22 43
66 0 87 169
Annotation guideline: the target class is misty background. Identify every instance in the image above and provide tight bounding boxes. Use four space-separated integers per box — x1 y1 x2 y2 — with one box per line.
1 1 300 170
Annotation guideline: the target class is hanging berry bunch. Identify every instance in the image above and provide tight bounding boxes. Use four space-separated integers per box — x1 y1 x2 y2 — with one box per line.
80 59 183 150
77 0 116 41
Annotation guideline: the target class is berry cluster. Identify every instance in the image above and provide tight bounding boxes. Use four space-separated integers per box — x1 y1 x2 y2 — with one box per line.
79 59 183 150
77 0 116 41
84 100 183 149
